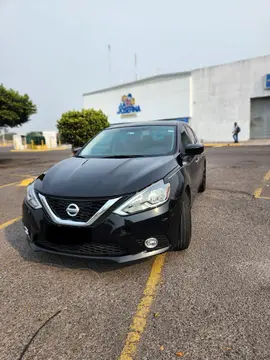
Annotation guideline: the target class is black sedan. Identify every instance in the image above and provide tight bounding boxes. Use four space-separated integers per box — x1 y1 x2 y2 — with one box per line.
22 120 206 263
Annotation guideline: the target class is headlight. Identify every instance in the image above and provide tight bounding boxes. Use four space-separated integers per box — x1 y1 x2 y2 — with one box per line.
114 180 170 215
26 182 42 209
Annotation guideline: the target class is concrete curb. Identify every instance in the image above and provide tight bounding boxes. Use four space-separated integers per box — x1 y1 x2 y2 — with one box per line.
10 147 68 153
204 142 270 148
204 143 242 148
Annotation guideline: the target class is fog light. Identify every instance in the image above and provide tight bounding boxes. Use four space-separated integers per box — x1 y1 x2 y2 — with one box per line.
144 237 158 249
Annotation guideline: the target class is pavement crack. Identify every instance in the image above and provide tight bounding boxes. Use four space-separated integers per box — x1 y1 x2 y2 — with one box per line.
18 310 61 360
206 187 252 197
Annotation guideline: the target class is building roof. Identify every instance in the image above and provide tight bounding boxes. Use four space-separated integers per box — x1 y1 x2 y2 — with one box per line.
83 71 191 96
83 54 270 97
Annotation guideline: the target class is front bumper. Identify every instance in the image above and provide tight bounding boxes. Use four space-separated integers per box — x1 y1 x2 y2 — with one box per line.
22 199 180 263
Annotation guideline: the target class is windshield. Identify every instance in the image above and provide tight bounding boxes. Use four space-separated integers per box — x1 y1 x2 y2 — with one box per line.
79 125 177 158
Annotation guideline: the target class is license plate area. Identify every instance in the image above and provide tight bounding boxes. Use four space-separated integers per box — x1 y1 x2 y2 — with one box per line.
46 224 92 245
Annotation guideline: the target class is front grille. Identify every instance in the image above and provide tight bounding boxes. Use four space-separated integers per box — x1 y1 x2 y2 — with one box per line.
136 235 170 250
45 196 107 222
35 238 129 257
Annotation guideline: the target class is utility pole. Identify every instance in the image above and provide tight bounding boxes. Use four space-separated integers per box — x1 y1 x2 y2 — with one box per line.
134 53 138 81
108 44 112 86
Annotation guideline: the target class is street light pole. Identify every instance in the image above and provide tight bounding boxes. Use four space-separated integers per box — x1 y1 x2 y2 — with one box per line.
134 53 138 81
108 44 112 86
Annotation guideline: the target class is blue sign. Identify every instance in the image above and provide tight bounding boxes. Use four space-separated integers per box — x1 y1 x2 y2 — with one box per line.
265 74 270 90
176 117 189 123
117 93 141 116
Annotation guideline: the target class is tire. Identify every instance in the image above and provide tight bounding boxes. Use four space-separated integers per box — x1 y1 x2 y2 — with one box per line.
174 191 192 251
198 164 206 193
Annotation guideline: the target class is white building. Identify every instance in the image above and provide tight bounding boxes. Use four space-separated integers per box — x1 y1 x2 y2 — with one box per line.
83 55 270 142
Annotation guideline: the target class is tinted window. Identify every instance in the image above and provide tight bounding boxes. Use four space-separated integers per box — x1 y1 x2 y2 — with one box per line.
79 125 177 158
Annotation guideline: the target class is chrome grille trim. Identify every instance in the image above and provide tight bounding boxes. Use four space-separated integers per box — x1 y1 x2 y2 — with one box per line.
38 194 122 227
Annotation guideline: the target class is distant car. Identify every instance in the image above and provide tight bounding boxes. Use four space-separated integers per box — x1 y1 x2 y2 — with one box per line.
22 121 206 263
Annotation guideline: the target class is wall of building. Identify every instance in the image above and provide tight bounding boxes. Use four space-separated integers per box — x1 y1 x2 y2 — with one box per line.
83 73 191 124
43 131 57 148
191 55 270 142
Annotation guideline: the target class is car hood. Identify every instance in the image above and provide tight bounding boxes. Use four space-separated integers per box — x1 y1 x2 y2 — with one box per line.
35 156 178 198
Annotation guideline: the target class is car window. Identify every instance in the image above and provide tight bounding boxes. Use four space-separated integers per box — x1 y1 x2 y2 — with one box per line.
79 125 177 158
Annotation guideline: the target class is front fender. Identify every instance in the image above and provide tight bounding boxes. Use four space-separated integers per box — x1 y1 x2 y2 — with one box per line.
164 166 185 201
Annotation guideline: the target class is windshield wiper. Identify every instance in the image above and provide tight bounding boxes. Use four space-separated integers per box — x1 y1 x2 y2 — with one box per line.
102 155 145 158
75 155 85 158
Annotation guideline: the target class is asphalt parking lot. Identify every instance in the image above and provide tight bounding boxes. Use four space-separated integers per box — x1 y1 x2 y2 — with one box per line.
0 146 270 360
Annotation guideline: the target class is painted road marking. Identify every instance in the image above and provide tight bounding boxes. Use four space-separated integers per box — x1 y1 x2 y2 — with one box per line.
0 177 35 189
254 169 270 200
258 196 270 200
253 187 262 198
17 178 35 187
0 181 20 189
264 170 270 181
0 216 22 230
119 253 166 360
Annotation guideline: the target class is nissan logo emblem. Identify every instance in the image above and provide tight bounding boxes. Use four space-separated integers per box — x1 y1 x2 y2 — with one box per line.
66 203 80 217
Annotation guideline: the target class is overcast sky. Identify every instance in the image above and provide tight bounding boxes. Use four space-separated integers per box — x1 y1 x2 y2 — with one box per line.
0 0 269 134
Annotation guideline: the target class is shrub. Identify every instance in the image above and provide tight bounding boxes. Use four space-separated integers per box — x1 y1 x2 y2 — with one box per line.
57 108 109 147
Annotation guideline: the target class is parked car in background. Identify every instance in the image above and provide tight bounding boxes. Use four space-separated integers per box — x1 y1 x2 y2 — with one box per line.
22 120 206 263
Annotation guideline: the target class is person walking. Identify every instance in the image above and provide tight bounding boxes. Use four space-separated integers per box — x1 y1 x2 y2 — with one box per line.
232 122 240 143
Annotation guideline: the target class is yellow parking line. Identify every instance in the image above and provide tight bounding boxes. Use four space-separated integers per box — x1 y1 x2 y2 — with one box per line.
0 177 35 189
264 170 270 181
0 181 20 189
119 253 166 360
253 187 262 198
254 169 270 199
17 178 35 187
0 216 22 230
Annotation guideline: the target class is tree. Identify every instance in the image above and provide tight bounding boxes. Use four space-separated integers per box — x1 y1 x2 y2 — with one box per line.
0 84 37 128
57 108 110 147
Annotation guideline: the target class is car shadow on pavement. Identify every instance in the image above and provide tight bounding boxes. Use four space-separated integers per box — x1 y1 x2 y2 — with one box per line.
4 221 148 273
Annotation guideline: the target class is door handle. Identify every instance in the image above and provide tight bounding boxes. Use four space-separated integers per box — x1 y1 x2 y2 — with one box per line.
195 155 199 163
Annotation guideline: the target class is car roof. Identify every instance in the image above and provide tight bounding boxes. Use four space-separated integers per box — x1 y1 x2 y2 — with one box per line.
108 120 186 129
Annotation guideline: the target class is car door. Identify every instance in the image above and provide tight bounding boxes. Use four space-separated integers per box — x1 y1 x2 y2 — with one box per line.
185 125 205 185
179 126 199 199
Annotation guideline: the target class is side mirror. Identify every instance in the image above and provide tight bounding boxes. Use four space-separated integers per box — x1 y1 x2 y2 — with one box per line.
72 147 82 155
185 143 204 155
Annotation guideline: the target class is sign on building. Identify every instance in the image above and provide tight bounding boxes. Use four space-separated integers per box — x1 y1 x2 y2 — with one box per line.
265 74 270 90
117 93 141 116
